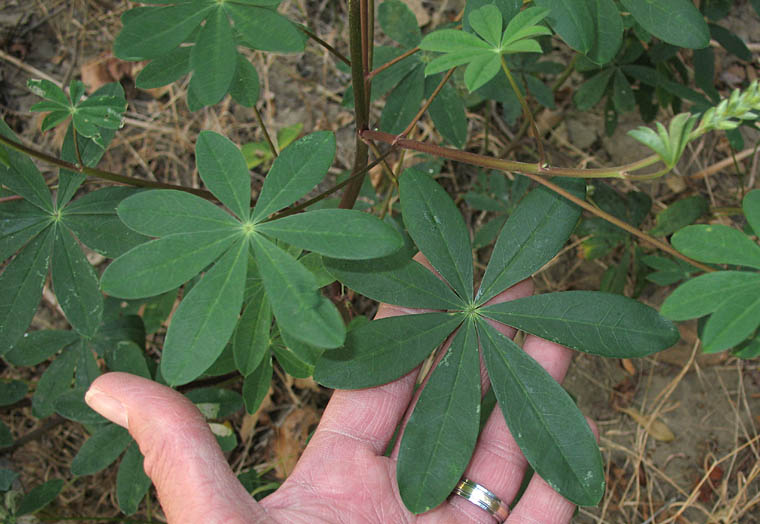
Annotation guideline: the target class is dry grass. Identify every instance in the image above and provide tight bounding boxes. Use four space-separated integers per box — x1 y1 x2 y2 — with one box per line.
1 0 759 522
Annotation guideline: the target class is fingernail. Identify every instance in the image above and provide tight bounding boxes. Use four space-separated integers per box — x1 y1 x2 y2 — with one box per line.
85 387 129 428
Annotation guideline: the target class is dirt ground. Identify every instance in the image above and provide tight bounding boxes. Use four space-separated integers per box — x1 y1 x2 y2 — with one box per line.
1 1 760 523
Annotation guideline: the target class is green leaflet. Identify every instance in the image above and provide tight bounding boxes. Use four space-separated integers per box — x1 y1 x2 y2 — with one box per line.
379 64 425 135
534 0 593 54
477 318 604 506
161 238 248 386
229 55 260 107
397 319 480 513
313 312 463 389
0 197 51 263
476 177 584 305
701 292 760 353
117 189 240 236
661 271 760 320
378 0 421 48
55 388 107 425
400 168 473 302
196 131 252 221
104 341 152 379
428 79 467 148
100 230 240 299
3 329 79 365
0 119 53 213
225 3 305 53
233 284 272 376
649 195 709 237
189 8 237 107
621 0 710 49
135 45 192 89
71 423 132 476
0 227 54 348
116 442 152 515
62 186 149 258
15 479 64 516
114 4 213 60
323 253 463 310
186 387 243 418
0 380 28 406
744 189 760 236
251 234 345 349
257 209 403 259
672 224 760 269
51 225 104 338
586 0 623 64
32 345 78 418
481 291 680 358
573 68 614 110
243 356 273 414
251 131 336 221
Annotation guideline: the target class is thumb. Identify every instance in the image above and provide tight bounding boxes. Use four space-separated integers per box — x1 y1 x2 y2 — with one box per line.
85 372 269 524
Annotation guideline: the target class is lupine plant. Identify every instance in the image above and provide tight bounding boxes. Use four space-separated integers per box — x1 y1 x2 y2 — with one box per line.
0 0 758 518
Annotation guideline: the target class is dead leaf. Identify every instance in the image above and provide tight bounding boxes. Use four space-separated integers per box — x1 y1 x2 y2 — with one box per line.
621 358 636 375
81 53 135 92
619 406 676 442
272 406 319 479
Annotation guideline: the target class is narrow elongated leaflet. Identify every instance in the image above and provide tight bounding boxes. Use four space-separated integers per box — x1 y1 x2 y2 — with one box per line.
196 130 252 221
161 237 248 386
477 318 604 506
251 131 336 221
71 423 132 476
116 443 151 515
400 168 473 301
661 271 760 320
258 209 403 260
51 226 103 338
251 233 345 348
189 8 236 107
233 284 272 376
225 3 305 53
32 345 77 418
62 187 149 258
0 226 54 348
380 65 425 135
243 356 273 414
100 230 240 299
672 224 760 269
0 120 53 213
117 189 240 237
476 178 584 305
378 0 422 48
398 319 480 513
742 190 760 236
135 46 192 89
314 312 463 389
701 292 760 353
481 291 680 358
621 0 709 49
323 253 464 310
15 479 64 517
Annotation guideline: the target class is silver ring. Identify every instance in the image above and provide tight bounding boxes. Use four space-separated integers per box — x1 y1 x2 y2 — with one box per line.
452 478 510 522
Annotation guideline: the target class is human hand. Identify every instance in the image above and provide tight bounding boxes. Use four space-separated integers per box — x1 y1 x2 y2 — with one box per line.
85 275 594 524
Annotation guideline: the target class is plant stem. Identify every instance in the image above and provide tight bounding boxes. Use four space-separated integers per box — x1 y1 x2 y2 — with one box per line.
397 68 456 139
339 0 370 210
366 47 419 80
500 56 545 164
299 26 350 66
71 126 84 167
0 132 214 199
253 105 278 159
360 130 714 272
361 129 661 178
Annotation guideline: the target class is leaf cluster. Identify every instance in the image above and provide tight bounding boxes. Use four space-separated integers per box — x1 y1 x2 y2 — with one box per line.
661 190 760 355
315 169 679 512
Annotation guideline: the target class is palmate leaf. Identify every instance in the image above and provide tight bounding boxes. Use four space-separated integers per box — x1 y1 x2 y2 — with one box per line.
477 318 605 506
320 168 679 511
397 319 480 513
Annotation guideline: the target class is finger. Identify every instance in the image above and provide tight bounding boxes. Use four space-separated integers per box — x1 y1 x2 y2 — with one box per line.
449 334 574 523
85 372 266 524
506 418 599 524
